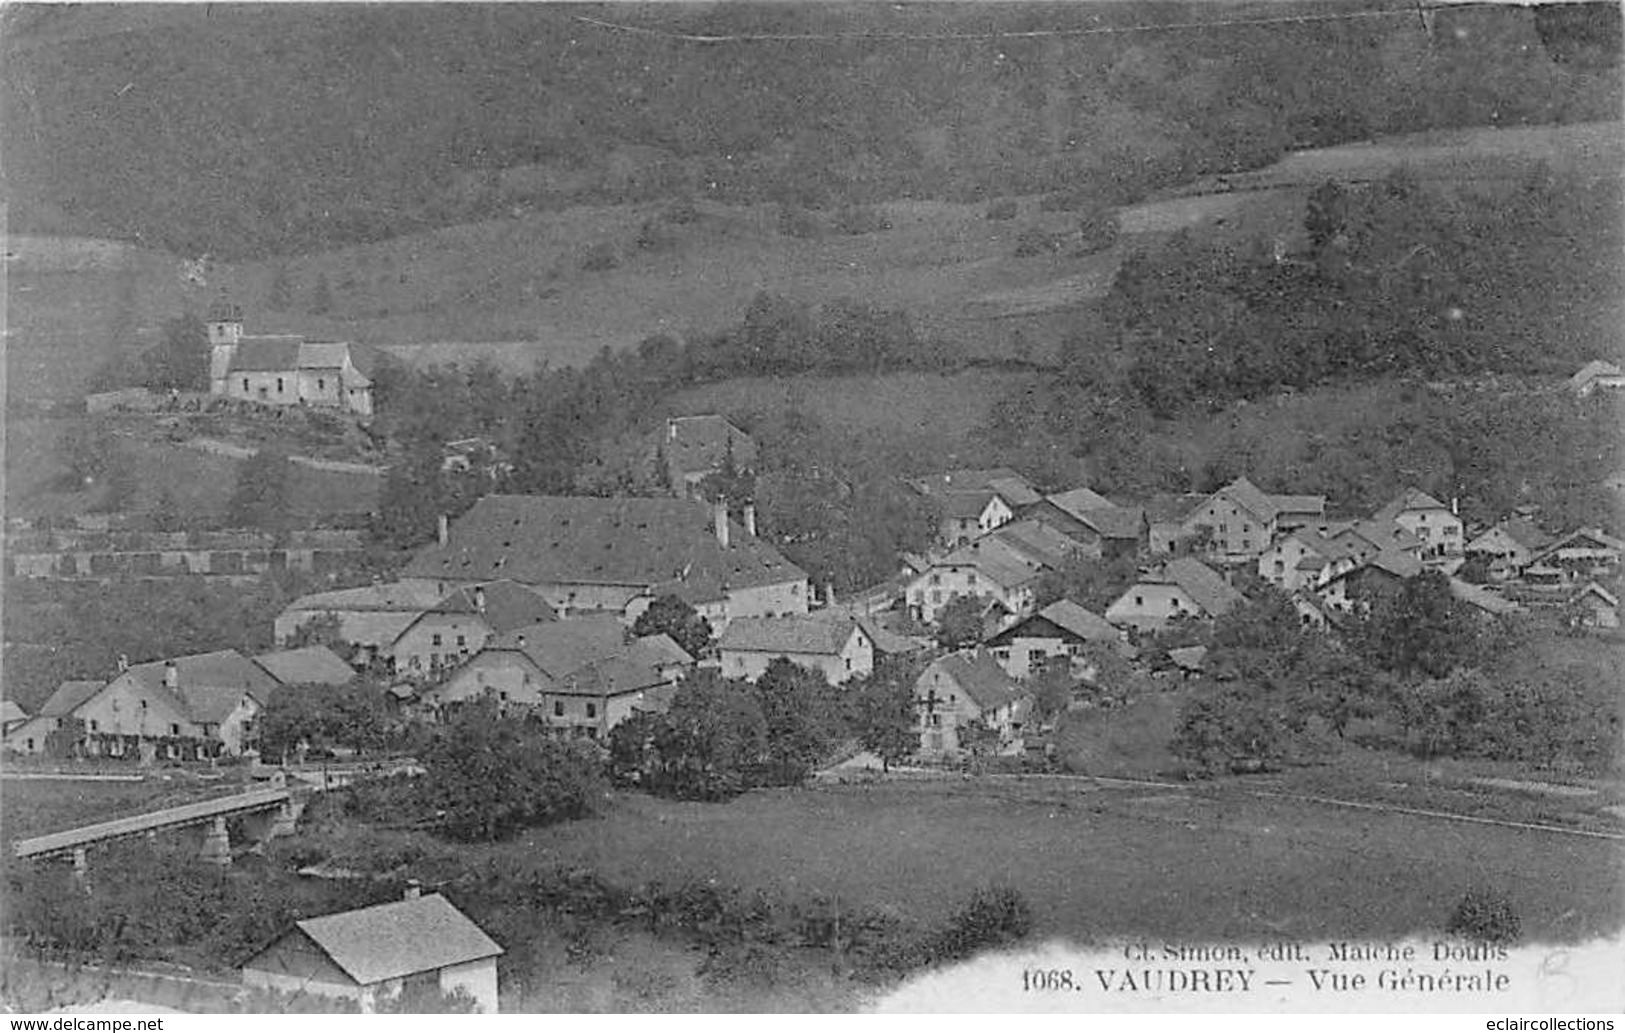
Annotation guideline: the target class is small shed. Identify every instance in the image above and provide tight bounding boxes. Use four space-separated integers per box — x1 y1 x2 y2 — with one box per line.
240 889 503 1012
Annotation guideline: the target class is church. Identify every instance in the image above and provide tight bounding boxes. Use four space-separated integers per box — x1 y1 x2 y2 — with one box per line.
207 299 382 417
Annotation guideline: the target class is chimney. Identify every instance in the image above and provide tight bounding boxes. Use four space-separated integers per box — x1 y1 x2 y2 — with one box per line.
1451 496 1459 517
714 502 730 549
743 503 757 537
474 586 487 613
164 660 178 689
404 879 422 901
668 418 678 442
437 513 450 547
117 654 130 673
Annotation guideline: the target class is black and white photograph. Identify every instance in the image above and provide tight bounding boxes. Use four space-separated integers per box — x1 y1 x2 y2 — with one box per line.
0 0 1621 1017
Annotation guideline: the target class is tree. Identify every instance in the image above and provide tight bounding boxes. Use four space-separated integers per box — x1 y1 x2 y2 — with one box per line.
1028 658 1075 724
418 701 605 841
1305 179 1349 256
650 672 769 800
851 656 921 771
754 659 834 785
58 419 119 492
309 273 334 315
227 447 297 533
933 595 986 650
372 447 448 550
140 313 209 392
631 595 714 659
1353 572 1481 679
268 263 295 310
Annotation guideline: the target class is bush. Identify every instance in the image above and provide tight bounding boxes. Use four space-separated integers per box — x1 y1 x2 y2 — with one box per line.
929 885 1033 964
777 204 822 239
985 198 1018 221
1446 888 1521 945
580 241 620 272
1013 226 1067 258
832 205 891 235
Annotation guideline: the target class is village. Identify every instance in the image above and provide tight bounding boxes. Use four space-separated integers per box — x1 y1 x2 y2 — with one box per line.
4 0 1623 1017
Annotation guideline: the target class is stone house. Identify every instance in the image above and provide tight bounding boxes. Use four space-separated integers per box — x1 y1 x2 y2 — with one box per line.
716 614 875 685
1180 477 1325 563
914 652 1032 759
984 599 1123 679
207 300 381 417
387 580 557 679
906 468 1041 549
1104 557 1245 633
1371 488 1463 562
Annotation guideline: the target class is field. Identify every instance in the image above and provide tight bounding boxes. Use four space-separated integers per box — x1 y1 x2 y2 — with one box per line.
9 120 1617 408
4 417 381 521
480 780 1620 945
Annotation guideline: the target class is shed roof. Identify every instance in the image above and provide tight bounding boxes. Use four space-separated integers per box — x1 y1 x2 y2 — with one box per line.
291 893 502 987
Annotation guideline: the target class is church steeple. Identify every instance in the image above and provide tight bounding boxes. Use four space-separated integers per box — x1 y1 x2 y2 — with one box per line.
207 292 244 392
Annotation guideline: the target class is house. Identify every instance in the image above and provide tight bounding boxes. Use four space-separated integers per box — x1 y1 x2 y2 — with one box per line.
275 582 445 660
1523 528 1624 586
1567 359 1625 397
1180 477 1325 562
906 468 1041 548
1256 528 1361 592
1326 518 1425 565
1027 487 1147 559
401 496 808 629
1318 551 1423 615
984 599 1124 679
387 580 557 679
1566 581 1619 630
3 681 103 755
1105 557 1245 633
914 652 1033 758
1 699 28 736
1465 517 1552 578
1448 578 1523 619
717 614 875 685
1371 488 1463 561
240 887 503 1013
253 646 357 688
660 415 758 497
429 619 691 740
207 300 381 417
903 520 1079 624
60 651 282 761
1144 492 1208 555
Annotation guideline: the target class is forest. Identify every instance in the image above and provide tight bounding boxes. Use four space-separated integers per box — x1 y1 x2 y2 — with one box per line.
2 2 1618 257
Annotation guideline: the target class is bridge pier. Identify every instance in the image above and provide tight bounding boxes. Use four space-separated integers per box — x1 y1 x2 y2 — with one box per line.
198 816 231 866
72 847 88 887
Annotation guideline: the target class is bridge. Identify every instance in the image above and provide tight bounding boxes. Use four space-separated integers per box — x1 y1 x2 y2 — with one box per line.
13 784 306 877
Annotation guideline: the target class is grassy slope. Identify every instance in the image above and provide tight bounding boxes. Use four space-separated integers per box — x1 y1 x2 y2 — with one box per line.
497 781 1618 944
10 120 1616 407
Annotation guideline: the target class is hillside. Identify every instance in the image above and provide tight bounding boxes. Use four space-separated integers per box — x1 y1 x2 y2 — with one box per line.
2 2 1617 258
8 118 1617 408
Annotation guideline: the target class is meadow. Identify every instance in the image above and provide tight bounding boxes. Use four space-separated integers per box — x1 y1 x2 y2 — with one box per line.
0 775 238 847
9 119 1616 408
480 779 1620 945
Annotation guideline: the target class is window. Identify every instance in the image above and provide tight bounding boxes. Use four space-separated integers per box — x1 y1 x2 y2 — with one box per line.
499 691 509 702
554 701 565 717
930 714 941 727
929 574 941 586
1134 595 1144 606
456 635 466 648
317 378 325 391
169 723 180 736
586 703 597 719
89 720 99 732
432 633 443 647
276 377 285 393
930 590 941 603
242 378 249 392
140 700 148 710
586 727 598 740
845 657 852 671
1219 523 1228 535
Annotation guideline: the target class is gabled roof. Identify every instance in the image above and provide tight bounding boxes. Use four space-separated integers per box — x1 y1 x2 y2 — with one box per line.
923 652 1028 712
229 335 305 372
1569 359 1624 389
1535 527 1625 557
254 646 356 687
909 469 1039 507
718 615 863 657
854 616 928 655
1449 578 1521 615
38 680 105 718
941 491 1002 520
1168 645 1208 671
1 700 27 725
1373 487 1451 523
1498 517 1552 551
1194 478 1326 526
1152 557 1245 617
1037 599 1120 641
1145 493 1208 524
117 650 282 719
284 582 442 614
403 496 806 594
290 893 502 987
1046 486 1116 515
430 580 557 634
1573 581 1620 607
483 618 629 680
663 414 757 479
994 519 1083 568
1367 550 1424 579
1335 519 1422 555
933 535 1048 590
